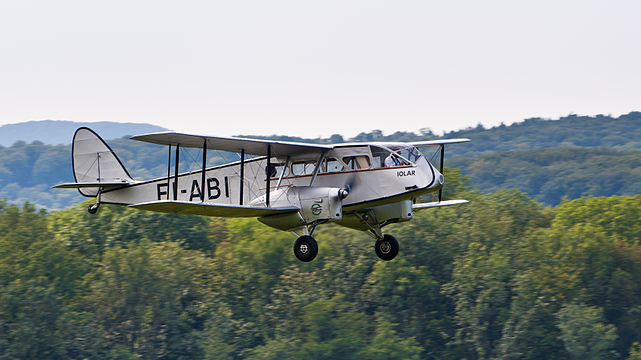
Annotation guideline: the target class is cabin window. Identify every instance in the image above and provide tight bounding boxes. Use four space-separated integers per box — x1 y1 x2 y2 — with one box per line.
291 161 316 176
343 156 371 170
271 162 289 179
322 158 345 173
370 146 390 168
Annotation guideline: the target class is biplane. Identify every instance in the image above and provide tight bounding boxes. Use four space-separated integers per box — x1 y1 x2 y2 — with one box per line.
55 127 469 262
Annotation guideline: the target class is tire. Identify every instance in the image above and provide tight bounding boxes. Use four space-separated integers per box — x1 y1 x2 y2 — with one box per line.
294 235 318 262
88 204 99 214
375 234 399 261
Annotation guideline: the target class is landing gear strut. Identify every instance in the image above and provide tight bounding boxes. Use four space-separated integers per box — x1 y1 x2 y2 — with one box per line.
88 188 102 214
294 235 318 262
375 234 399 261
356 212 400 261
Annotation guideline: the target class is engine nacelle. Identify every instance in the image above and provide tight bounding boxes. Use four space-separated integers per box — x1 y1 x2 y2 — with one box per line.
251 186 344 231
336 200 413 231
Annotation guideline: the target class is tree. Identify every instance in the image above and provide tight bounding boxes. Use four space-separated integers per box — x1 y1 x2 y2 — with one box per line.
358 313 422 360
81 241 215 359
557 304 618 360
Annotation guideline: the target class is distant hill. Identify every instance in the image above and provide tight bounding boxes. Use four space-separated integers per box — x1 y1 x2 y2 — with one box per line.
449 147 641 205
442 111 641 157
0 120 167 147
244 112 641 157
1 112 641 208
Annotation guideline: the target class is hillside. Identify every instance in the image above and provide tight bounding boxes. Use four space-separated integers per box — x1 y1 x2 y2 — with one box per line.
1 112 641 208
449 147 641 205
0 120 167 147
443 111 641 156
247 112 641 157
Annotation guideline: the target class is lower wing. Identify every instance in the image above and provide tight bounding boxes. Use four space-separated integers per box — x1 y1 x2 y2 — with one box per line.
413 199 469 210
129 200 299 218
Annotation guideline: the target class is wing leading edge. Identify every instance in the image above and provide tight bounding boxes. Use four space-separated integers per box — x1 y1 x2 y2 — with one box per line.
131 132 333 157
410 138 470 147
130 200 299 218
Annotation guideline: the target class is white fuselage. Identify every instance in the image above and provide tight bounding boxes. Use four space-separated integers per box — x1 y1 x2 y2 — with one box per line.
100 152 441 212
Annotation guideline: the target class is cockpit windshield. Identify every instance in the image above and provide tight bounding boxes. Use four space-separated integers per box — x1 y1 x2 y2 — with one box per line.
396 145 422 163
370 144 421 168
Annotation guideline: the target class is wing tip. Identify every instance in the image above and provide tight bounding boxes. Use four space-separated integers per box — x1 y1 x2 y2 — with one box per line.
413 199 470 210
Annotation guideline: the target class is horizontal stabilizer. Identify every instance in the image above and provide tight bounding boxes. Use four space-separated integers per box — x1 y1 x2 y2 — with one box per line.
130 200 299 218
53 181 133 189
413 199 469 210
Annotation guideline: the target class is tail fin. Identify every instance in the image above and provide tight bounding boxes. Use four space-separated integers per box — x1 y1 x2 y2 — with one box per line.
72 127 134 196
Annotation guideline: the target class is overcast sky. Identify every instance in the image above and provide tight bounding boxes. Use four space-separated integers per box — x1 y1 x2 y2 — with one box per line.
1 0 639 138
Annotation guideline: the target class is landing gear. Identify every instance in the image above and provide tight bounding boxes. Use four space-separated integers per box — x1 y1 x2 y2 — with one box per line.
294 235 318 262
375 234 399 261
87 188 102 214
88 203 100 214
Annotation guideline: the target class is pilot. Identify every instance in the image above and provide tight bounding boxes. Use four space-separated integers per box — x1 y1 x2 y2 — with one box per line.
265 164 277 178
385 153 403 167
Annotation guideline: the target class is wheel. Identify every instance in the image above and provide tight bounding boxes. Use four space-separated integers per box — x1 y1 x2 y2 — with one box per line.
375 234 399 261
88 204 99 214
294 235 318 262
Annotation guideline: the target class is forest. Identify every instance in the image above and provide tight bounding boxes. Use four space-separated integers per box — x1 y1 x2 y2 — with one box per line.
2 170 641 359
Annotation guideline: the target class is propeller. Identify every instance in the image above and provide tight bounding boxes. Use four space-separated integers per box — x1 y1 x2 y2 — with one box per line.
340 173 362 199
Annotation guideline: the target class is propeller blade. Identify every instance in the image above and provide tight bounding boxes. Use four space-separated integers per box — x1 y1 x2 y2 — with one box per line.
341 173 362 199
438 145 444 202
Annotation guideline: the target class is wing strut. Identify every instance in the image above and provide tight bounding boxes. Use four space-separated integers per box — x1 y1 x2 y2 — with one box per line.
309 151 326 186
174 144 180 200
201 138 207 202
240 149 245 205
439 144 444 202
277 156 290 190
266 144 271 207
166 145 172 200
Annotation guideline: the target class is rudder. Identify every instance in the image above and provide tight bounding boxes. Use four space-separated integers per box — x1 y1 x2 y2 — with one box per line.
72 127 134 196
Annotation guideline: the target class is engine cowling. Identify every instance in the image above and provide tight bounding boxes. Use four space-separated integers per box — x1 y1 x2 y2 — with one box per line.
251 186 344 231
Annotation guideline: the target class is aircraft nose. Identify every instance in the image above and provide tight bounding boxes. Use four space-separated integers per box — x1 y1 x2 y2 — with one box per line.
430 165 444 188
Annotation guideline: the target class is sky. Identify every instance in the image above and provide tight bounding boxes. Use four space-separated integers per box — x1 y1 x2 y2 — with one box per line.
1 0 640 138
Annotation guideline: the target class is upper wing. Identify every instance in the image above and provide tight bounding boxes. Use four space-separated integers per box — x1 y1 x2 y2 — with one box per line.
130 132 334 157
129 200 299 218
410 138 470 147
412 199 469 210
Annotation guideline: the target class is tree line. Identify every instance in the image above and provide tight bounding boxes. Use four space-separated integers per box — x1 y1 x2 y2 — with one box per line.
2 174 641 359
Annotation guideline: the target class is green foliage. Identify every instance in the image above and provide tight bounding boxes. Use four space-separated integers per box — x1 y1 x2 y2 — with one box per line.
449 147 641 204
359 314 422 360
443 112 641 157
0 202 89 359
79 241 214 359
557 304 618 360
628 342 641 360
3 188 641 358
551 195 641 243
48 200 213 260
